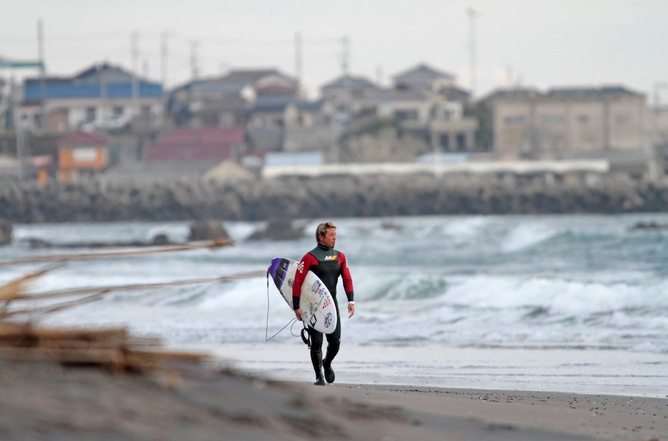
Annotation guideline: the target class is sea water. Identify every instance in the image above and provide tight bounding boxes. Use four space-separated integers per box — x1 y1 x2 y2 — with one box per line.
2 214 667 397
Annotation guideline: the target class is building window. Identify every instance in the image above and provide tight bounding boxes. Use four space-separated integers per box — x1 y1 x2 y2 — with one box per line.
86 107 96 122
540 115 564 125
503 116 525 125
439 134 450 149
615 114 630 124
358 106 377 118
395 110 418 121
577 115 589 124
113 106 124 117
456 133 467 151
141 106 151 116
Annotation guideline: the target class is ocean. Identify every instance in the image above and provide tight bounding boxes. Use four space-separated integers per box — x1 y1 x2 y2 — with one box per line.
2 213 667 398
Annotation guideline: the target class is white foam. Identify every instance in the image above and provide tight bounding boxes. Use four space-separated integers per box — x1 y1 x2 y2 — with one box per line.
501 223 557 253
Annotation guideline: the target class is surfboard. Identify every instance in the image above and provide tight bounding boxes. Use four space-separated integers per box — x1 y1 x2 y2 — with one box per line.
267 257 338 334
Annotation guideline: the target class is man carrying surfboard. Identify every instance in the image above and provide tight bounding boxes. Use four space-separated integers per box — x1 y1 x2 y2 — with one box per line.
293 221 355 386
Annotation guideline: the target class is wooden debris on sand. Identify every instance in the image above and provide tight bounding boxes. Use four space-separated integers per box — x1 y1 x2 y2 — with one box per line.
0 322 210 372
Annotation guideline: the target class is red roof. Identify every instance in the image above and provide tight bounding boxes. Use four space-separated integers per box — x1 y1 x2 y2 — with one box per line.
146 127 244 162
58 131 108 147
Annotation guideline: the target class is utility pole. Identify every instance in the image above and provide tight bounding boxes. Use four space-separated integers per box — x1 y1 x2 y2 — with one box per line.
295 32 302 98
190 41 199 81
131 31 139 119
38 19 46 131
341 35 350 77
160 32 169 127
467 8 477 99
161 32 169 88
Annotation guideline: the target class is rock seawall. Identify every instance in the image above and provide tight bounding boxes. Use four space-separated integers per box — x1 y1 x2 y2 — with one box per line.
1 174 667 224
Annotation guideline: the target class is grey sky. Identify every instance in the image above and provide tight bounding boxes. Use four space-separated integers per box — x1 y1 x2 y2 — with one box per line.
1 0 666 101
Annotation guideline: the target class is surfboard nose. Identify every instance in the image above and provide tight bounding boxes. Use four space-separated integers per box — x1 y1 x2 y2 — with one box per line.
268 257 291 288
267 257 281 278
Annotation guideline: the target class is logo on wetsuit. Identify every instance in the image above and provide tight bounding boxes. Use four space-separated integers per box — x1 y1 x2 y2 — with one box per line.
324 255 337 261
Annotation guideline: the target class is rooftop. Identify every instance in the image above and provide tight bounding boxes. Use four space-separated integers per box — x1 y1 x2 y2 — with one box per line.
321 74 378 91
58 131 109 147
393 63 455 83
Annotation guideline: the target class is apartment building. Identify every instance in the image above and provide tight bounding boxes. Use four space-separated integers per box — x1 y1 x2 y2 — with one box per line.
486 86 648 160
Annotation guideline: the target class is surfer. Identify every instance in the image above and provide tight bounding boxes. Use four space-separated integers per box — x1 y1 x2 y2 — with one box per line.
293 221 355 386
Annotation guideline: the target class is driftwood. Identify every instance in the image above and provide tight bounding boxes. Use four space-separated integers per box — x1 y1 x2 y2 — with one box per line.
0 238 234 268
9 271 264 304
0 238 254 373
0 322 209 372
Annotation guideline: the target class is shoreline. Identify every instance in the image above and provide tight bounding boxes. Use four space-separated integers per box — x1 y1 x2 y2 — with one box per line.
204 341 668 400
302 382 668 441
2 357 666 441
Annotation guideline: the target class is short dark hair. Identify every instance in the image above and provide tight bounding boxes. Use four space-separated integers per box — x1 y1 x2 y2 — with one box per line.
315 221 336 243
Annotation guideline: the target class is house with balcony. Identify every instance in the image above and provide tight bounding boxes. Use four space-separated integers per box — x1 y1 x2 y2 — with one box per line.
20 62 163 134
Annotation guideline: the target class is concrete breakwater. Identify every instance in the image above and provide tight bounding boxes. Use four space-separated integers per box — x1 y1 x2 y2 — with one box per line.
1 174 668 225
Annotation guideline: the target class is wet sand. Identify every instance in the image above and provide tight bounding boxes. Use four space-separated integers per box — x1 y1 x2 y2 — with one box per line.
1 358 666 441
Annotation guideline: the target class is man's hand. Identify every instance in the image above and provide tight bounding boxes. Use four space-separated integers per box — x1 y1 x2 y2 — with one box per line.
294 308 303 321
348 302 355 318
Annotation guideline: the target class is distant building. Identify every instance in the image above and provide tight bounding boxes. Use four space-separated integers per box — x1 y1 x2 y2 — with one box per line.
485 86 648 158
168 69 298 129
145 127 244 162
57 131 109 182
283 99 337 153
393 63 470 103
20 62 163 134
649 105 668 175
168 69 303 152
103 127 245 183
247 94 296 151
320 74 379 110
325 64 478 157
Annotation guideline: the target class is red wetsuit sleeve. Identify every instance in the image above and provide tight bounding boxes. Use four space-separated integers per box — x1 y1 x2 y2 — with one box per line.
292 253 317 310
339 252 355 302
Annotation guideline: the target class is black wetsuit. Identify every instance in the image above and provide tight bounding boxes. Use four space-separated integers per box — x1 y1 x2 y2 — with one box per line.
292 244 354 379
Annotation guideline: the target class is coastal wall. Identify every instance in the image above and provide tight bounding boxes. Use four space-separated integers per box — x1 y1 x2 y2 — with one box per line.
1 173 668 224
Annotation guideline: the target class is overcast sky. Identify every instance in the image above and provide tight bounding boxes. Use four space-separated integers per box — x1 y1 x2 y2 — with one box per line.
1 0 666 102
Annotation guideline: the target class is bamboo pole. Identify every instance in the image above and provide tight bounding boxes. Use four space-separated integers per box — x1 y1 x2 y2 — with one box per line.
0 265 63 301
12 270 265 301
0 239 234 268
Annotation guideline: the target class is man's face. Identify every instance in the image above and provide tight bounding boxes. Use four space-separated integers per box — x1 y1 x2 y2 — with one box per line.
320 228 336 248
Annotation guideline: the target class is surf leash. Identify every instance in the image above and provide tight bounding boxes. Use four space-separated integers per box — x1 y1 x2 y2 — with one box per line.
265 271 302 342
300 326 311 348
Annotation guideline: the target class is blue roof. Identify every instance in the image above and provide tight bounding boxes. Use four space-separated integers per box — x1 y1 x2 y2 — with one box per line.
23 79 163 101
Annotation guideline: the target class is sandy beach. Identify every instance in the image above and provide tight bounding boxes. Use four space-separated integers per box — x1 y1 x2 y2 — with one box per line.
1 358 665 441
